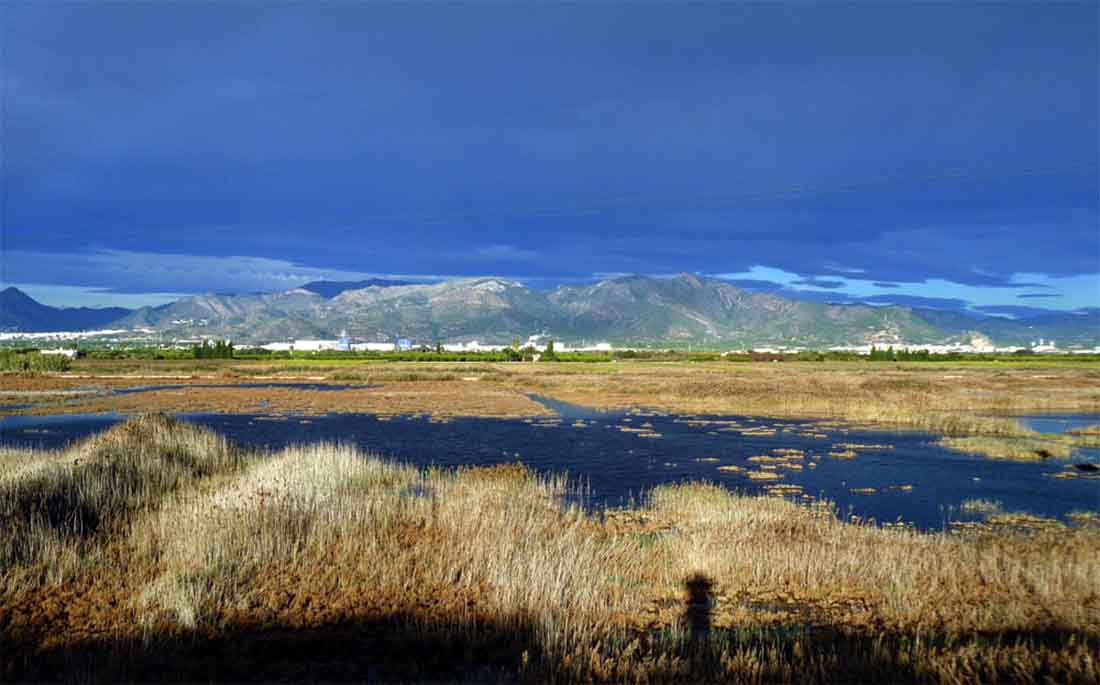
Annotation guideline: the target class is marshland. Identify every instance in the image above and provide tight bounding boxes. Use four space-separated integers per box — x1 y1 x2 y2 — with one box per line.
2 358 1099 681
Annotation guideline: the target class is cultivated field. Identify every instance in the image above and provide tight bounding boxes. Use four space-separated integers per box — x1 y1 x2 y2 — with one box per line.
2 414 1098 682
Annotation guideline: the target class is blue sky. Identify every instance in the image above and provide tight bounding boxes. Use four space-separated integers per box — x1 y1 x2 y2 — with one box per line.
2 3 1097 315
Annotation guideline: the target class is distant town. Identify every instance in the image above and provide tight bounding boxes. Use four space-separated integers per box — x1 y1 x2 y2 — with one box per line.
3 327 1097 358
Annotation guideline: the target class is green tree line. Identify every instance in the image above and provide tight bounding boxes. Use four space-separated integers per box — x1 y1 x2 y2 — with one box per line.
192 340 235 359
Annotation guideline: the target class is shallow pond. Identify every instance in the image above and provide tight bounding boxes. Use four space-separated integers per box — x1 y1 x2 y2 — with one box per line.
3 401 1097 530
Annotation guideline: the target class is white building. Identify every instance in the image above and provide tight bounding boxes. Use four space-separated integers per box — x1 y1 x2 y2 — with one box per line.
292 339 340 352
441 340 508 353
351 342 396 352
1033 339 1058 353
39 348 78 359
521 334 613 353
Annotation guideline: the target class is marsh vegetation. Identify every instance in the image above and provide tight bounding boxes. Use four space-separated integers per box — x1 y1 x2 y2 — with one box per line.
7 359 1098 456
0 350 71 374
2 415 1097 682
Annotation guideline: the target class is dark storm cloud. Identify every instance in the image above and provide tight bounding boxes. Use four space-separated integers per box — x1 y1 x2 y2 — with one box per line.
2 3 1096 307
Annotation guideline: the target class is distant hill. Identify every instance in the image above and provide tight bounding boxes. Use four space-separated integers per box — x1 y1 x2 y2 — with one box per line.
909 307 1100 347
6 277 1097 348
0 287 133 332
547 274 944 347
115 289 333 341
101 274 979 347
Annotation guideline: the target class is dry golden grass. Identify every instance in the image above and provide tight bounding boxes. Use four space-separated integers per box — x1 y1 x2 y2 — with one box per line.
502 360 1100 435
939 435 1074 461
2 416 1098 682
0 415 240 590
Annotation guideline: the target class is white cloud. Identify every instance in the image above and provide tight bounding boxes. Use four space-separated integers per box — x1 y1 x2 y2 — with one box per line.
0 249 448 300
2 284 187 309
709 265 1098 312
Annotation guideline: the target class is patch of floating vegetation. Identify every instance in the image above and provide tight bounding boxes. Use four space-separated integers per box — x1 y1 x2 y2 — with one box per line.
746 470 783 481
739 426 778 436
833 442 894 451
763 483 803 497
716 465 744 473
617 425 662 439
676 418 744 429
850 487 877 495
827 449 858 460
960 498 1003 515
747 455 786 463
888 484 914 492
694 457 719 463
939 435 1072 462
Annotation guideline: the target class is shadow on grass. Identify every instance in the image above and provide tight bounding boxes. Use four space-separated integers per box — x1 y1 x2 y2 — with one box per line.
5 612 539 683
7 606 1097 684
682 572 713 642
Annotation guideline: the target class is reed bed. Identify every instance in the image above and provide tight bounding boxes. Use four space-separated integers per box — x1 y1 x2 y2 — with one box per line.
938 435 1074 461
2 416 1098 682
506 361 1100 459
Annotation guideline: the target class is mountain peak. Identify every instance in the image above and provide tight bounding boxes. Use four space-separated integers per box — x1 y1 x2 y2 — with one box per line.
2 286 33 300
675 273 704 288
467 276 522 289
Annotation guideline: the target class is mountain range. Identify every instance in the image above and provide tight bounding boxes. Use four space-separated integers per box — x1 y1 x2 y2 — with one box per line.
2 276 1097 348
0 287 133 333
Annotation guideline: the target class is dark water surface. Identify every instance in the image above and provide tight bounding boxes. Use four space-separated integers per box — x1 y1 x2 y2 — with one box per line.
2 404 1096 530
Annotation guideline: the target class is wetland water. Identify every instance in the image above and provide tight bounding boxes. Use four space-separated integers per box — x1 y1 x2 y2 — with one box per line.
2 395 1096 530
